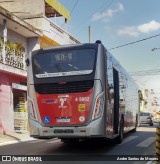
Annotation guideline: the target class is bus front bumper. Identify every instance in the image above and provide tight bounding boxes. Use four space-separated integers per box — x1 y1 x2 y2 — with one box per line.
29 118 105 139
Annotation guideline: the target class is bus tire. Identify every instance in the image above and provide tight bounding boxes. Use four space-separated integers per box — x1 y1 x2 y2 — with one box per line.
116 119 124 144
150 122 153 126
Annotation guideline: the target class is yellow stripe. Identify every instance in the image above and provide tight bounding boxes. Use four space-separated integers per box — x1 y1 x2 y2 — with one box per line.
45 0 70 21
156 149 160 155
40 35 60 48
156 136 160 141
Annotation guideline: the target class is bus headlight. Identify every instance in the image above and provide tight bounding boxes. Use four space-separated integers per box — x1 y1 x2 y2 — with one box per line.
28 96 38 121
92 92 104 121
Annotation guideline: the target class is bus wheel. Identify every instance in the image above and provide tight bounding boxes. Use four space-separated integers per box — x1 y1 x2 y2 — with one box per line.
150 122 153 126
116 119 124 144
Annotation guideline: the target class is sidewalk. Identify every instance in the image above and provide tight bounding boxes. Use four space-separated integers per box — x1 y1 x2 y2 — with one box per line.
0 131 35 146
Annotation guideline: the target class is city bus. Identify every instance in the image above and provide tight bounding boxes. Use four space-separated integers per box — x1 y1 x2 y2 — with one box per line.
26 40 140 143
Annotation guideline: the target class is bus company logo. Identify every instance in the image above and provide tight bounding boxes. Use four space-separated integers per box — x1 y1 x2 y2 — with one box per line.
42 99 57 104
59 97 67 108
58 95 69 108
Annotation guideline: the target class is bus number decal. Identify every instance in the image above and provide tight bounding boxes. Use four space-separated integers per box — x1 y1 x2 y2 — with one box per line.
78 104 86 112
75 97 90 102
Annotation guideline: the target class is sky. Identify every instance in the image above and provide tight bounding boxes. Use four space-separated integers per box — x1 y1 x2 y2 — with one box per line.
56 0 160 92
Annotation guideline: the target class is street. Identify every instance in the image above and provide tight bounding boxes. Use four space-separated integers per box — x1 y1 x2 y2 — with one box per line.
0 124 157 164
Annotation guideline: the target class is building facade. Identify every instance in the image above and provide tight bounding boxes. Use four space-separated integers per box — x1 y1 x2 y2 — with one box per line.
0 0 80 47
140 89 160 118
0 5 42 134
0 0 80 134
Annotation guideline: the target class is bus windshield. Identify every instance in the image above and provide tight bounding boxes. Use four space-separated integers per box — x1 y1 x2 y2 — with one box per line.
32 48 96 78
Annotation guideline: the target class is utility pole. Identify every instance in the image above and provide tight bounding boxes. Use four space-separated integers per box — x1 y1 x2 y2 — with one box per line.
88 26 91 43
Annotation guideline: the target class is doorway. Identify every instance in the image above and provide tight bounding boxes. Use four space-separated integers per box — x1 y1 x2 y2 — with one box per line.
113 68 119 134
13 90 27 132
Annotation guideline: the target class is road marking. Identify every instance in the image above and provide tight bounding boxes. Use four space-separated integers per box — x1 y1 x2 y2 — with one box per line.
146 161 155 164
119 136 138 145
136 137 155 147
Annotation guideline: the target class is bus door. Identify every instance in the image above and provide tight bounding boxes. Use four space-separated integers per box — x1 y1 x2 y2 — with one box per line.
113 68 119 135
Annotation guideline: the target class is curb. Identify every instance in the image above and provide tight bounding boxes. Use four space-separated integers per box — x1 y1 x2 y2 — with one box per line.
0 140 18 146
0 137 35 146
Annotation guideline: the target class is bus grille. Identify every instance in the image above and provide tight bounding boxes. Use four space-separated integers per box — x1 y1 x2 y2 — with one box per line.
54 129 74 133
34 80 94 94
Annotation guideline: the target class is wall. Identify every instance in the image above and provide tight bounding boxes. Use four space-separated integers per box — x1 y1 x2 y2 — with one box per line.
0 73 13 133
0 0 44 19
27 37 40 54
25 17 80 45
0 83 3 133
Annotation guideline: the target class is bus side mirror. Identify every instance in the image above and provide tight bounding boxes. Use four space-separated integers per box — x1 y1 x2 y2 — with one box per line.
25 58 29 66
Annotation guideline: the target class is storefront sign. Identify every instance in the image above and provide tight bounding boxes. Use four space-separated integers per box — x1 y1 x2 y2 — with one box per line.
12 83 27 91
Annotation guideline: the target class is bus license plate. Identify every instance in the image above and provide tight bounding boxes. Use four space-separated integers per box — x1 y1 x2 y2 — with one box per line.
57 118 70 122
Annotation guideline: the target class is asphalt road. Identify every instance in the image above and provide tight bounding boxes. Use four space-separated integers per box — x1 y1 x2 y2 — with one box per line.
0 124 157 164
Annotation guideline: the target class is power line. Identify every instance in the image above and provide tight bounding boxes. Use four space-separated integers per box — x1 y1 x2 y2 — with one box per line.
129 68 160 75
128 63 160 87
60 0 79 28
70 0 79 16
129 65 160 88
130 72 160 76
53 0 79 39
78 0 114 27
133 64 160 82
142 73 160 84
130 64 160 87
108 33 160 50
74 0 115 36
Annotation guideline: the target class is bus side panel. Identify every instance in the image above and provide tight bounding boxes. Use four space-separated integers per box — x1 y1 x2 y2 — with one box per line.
110 52 139 133
27 85 41 136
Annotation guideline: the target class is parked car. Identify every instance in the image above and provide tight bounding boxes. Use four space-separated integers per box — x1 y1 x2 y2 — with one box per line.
140 112 154 126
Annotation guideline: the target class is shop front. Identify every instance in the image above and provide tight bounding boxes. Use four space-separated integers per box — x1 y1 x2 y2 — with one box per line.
0 72 27 134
